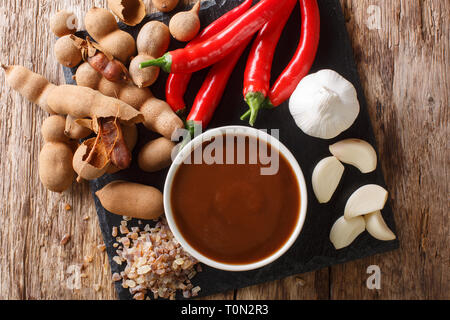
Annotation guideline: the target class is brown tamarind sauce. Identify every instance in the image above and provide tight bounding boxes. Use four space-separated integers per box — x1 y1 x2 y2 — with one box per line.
170 134 300 265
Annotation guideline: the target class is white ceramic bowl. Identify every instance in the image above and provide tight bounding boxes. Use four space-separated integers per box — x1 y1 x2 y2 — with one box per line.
164 126 308 272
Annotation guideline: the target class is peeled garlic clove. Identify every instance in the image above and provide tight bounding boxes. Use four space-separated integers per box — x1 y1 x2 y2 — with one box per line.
344 184 388 219
329 139 377 173
364 211 396 241
330 216 366 250
312 156 345 203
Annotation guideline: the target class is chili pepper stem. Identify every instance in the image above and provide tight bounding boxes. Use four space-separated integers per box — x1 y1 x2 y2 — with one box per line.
262 98 274 109
139 53 172 73
185 120 196 139
241 97 275 122
240 109 251 121
178 137 190 151
177 120 198 150
176 108 186 118
242 92 266 126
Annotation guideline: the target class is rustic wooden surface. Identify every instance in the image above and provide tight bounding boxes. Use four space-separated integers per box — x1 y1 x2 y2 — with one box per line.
0 0 448 300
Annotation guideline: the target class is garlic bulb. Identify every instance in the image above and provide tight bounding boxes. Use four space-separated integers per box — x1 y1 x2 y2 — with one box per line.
289 69 360 139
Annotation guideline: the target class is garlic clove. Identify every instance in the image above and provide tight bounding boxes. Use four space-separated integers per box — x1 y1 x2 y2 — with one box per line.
312 156 345 203
330 216 366 250
344 184 389 219
329 139 377 173
364 211 396 241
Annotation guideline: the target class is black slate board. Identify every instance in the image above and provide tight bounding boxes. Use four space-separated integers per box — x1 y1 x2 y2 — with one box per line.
63 0 399 300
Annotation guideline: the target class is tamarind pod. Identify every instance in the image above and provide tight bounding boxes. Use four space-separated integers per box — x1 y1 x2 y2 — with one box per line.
96 181 164 220
54 35 83 68
129 21 169 88
2 65 56 114
99 117 131 170
84 7 136 63
107 0 146 26
73 122 138 179
73 137 110 182
46 85 144 124
138 137 175 173
39 115 75 192
39 142 75 192
75 62 151 107
106 123 138 174
139 96 183 139
87 52 129 82
65 115 92 140
41 115 71 143
75 63 183 139
50 10 77 37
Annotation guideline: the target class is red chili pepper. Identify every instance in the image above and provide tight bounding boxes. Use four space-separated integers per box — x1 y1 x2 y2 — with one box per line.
267 0 320 107
241 0 297 126
166 0 252 115
185 38 252 136
140 0 283 74
189 0 253 48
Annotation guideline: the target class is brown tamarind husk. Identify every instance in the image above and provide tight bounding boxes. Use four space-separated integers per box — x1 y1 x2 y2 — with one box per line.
107 0 146 26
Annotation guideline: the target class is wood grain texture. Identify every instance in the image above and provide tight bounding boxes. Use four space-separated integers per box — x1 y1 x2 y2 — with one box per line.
0 0 447 300
330 0 449 300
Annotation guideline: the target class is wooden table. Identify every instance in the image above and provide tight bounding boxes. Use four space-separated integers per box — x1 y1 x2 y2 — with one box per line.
0 0 448 300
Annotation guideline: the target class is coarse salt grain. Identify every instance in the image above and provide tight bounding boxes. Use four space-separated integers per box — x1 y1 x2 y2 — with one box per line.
111 217 201 300
120 237 130 247
125 279 136 288
192 286 201 296
134 292 145 300
120 225 129 234
112 273 122 281
137 265 151 275
129 232 139 240
113 256 122 265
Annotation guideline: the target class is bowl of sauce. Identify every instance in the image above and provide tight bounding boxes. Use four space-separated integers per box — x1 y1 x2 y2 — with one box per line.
164 126 308 271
